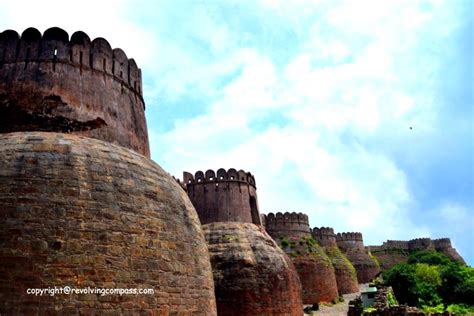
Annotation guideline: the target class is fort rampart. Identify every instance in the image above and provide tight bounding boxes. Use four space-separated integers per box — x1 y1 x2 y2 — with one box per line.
312 227 337 247
262 212 310 240
183 169 260 225
0 27 149 156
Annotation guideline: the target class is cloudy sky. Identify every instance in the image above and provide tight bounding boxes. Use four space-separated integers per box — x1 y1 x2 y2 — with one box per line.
0 0 472 265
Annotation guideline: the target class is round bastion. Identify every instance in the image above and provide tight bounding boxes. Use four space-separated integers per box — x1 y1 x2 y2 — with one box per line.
312 227 359 294
263 212 339 304
0 27 149 157
0 132 217 314
203 222 302 316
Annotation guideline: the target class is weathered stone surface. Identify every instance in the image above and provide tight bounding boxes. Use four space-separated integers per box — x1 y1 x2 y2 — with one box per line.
290 246 339 303
311 227 359 294
0 132 216 315
336 232 380 283
183 169 260 225
0 27 149 157
324 246 360 294
263 213 339 304
203 222 303 316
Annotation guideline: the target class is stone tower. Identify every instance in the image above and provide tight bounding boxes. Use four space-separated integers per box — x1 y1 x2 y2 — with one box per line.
183 168 260 224
336 232 381 283
263 212 339 304
0 27 217 315
183 169 303 316
0 27 149 156
312 227 359 294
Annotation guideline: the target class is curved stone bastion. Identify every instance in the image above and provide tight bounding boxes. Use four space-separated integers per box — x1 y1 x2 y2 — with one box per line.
0 27 149 157
202 222 302 316
0 132 216 315
263 212 339 304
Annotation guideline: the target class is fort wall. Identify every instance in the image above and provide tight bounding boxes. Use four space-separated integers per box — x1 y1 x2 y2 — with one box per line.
336 232 380 283
0 27 149 156
336 232 364 251
262 212 310 240
369 237 465 266
183 169 261 225
312 227 337 247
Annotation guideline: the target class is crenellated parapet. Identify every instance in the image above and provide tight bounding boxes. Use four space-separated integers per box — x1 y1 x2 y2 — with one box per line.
336 232 380 283
336 232 364 251
0 27 149 156
368 237 465 268
433 238 452 250
407 238 433 251
182 168 261 225
0 27 143 97
262 212 310 240
183 168 256 188
311 227 337 247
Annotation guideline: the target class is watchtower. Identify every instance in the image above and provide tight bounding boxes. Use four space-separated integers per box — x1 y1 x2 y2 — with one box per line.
312 227 337 247
183 168 261 225
0 27 149 156
262 212 310 240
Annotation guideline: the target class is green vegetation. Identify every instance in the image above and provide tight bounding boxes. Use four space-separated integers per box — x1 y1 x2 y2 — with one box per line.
387 290 398 306
325 246 358 280
280 235 332 266
383 250 473 313
369 252 381 267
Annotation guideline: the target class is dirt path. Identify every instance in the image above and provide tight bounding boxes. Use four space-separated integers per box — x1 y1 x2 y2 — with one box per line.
304 292 360 316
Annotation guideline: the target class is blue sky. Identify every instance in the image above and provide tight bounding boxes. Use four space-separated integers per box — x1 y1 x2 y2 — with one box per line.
1 0 472 265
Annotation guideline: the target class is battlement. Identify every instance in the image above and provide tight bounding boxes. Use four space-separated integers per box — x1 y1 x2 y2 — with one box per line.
336 232 363 242
262 212 310 240
0 27 142 98
183 168 256 188
263 212 309 227
368 238 449 252
433 238 452 249
311 227 337 247
336 232 364 252
407 238 433 250
0 27 149 156
182 168 260 225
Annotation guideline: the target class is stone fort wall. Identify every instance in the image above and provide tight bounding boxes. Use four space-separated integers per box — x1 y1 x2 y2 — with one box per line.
183 168 261 225
368 237 465 265
261 212 310 240
0 27 149 156
336 232 364 251
312 227 337 247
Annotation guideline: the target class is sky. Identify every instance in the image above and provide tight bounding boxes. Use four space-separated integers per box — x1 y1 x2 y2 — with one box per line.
0 0 472 265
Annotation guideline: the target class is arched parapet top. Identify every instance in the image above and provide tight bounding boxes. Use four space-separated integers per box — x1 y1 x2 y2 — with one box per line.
21 27 41 42
112 48 129 82
336 232 363 242
43 27 69 42
217 168 227 180
312 227 335 237
70 31 91 45
0 30 20 62
182 168 257 188
17 28 41 62
205 169 216 181
0 27 144 98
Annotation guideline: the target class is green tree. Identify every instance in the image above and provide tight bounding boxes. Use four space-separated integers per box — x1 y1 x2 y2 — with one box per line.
440 263 474 305
408 250 452 266
383 263 417 306
414 263 442 307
